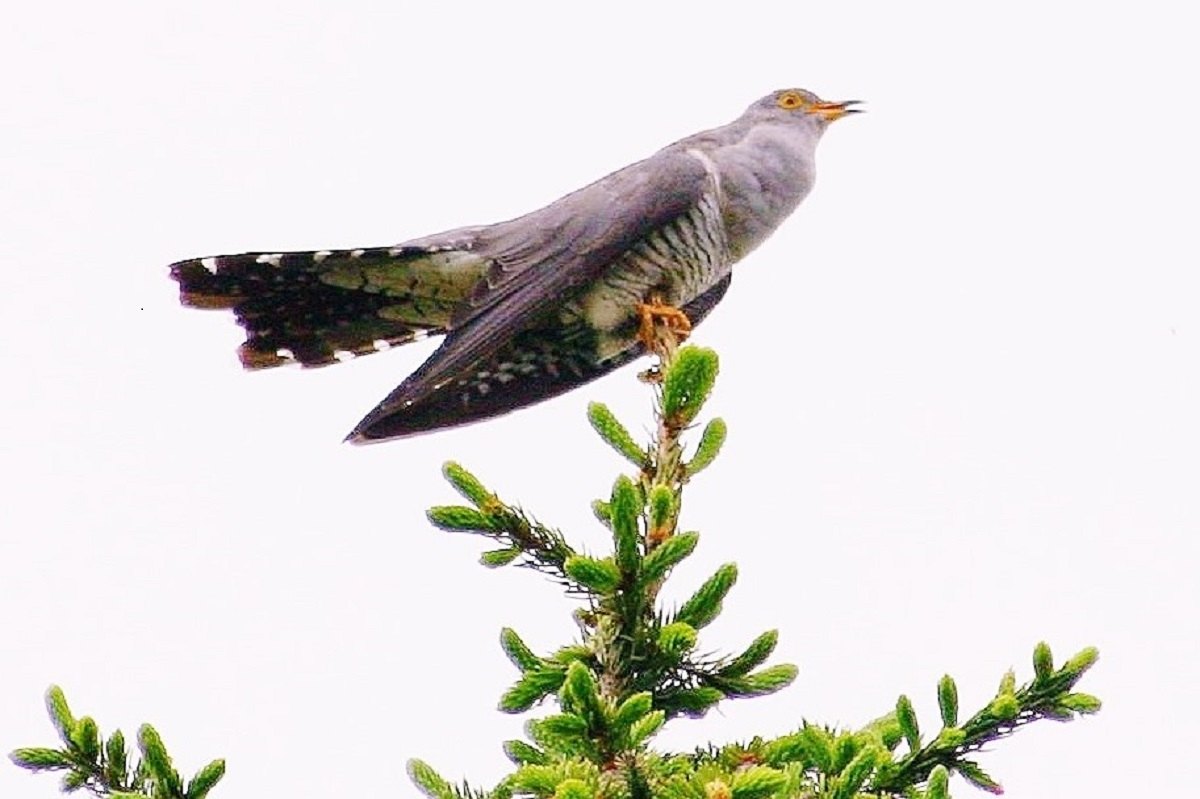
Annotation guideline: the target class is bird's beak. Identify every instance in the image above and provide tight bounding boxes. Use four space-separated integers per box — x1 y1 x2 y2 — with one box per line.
810 100 863 122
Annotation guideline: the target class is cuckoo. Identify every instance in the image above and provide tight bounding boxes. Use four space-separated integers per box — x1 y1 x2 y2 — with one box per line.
170 88 858 443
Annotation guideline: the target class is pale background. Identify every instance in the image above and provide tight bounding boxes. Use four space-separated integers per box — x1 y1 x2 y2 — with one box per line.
2 2 1196 797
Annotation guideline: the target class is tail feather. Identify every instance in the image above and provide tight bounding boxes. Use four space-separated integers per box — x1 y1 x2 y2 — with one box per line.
169 246 488 369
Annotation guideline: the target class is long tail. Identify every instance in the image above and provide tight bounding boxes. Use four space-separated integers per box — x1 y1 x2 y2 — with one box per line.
170 245 488 369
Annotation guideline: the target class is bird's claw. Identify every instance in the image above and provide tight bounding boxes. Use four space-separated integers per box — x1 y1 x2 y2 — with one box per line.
636 299 693 354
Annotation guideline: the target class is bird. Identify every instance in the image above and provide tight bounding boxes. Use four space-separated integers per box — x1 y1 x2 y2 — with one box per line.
169 88 858 443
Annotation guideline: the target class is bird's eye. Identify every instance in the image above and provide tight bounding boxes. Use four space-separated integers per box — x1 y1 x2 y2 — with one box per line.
776 91 805 110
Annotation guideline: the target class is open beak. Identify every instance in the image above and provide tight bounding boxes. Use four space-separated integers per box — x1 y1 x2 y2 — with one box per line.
810 100 863 122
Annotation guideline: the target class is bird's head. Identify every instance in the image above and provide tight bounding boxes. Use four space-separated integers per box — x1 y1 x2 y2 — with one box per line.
748 88 862 130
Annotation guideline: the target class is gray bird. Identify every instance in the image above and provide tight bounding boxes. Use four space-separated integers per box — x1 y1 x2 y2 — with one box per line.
170 88 857 443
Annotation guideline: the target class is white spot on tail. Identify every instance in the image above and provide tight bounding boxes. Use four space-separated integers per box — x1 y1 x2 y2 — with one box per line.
351 249 366 258
373 340 392 351
276 348 296 361
334 350 356 362
256 253 283 266
313 250 332 263
200 257 218 273
388 246 407 256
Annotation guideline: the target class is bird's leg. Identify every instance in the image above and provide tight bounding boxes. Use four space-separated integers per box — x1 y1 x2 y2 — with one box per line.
636 297 692 384
636 296 692 357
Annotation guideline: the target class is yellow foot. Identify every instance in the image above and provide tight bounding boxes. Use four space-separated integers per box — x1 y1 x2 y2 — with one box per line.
636 299 692 351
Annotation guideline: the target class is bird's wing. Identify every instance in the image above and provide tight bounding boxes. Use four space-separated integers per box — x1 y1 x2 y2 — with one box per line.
347 272 732 442
406 149 712 392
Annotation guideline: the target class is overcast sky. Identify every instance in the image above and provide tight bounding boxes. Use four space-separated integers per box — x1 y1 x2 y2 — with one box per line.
2 2 1196 798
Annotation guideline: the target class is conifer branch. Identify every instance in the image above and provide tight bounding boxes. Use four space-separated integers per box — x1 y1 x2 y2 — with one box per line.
12 322 1099 799
870 643 1101 794
429 462 577 580
10 686 224 799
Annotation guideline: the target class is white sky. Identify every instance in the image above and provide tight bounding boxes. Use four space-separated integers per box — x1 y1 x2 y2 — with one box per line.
2 2 1196 798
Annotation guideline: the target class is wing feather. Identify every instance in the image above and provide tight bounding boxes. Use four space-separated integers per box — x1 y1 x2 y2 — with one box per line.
402 149 712 396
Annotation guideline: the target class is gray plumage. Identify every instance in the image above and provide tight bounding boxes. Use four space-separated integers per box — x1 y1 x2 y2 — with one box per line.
169 88 858 442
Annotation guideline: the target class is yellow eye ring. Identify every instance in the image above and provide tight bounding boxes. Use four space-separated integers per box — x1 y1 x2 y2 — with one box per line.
776 91 805 110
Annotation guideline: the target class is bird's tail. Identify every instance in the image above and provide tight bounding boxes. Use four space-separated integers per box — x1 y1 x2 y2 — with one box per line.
169 245 488 369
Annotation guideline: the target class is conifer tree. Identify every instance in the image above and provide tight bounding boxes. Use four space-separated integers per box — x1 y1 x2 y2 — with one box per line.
11 320 1099 798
